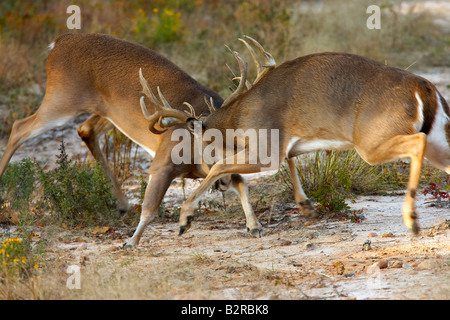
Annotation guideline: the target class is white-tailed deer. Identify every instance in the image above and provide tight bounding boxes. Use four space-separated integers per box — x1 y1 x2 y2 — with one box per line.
140 36 450 236
0 33 263 247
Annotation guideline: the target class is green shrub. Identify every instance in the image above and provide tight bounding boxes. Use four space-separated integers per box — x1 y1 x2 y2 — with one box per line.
0 158 38 214
39 141 119 227
278 150 407 215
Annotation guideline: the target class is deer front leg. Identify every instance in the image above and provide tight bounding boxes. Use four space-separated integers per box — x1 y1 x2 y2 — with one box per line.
179 152 266 235
123 167 175 248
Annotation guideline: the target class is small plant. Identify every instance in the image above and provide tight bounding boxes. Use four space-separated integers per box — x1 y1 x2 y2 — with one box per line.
102 128 139 183
39 140 120 227
424 177 450 207
0 237 39 280
0 158 37 214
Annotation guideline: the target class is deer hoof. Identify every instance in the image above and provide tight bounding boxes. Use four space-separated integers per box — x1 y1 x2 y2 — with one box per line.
300 200 318 219
179 216 193 236
249 227 263 238
410 221 420 236
122 242 137 250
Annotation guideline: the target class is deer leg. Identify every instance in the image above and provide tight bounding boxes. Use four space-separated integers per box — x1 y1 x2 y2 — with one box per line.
77 115 129 214
356 132 427 235
179 150 267 235
0 103 75 179
286 158 317 218
229 173 263 236
123 166 175 248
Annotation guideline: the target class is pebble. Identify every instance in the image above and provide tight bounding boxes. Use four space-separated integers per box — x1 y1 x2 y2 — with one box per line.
362 240 372 251
376 259 388 269
305 243 314 250
279 239 292 246
389 260 403 268
367 232 378 238
382 232 394 238
367 259 388 273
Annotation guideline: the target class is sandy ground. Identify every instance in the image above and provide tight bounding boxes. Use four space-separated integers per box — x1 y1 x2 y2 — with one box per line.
11 179 447 300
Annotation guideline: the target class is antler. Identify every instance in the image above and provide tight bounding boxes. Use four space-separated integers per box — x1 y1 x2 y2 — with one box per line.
139 68 197 134
222 50 248 106
238 35 276 86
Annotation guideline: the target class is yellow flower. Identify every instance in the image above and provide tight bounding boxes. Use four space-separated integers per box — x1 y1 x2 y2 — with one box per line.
153 8 159 13
34 263 39 269
164 8 174 16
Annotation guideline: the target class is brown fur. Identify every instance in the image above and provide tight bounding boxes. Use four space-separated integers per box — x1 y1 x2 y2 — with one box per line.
161 51 449 235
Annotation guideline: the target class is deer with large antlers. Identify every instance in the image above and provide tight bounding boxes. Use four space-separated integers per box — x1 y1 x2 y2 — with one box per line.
140 36 450 236
0 33 263 247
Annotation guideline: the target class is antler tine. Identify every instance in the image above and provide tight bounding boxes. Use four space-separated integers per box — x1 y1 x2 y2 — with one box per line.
139 68 163 111
203 96 217 115
222 50 248 106
138 68 191 134
243 35 276 68
183 102 197 117
238 37 263 76
232 76 252 90
240 35 276 84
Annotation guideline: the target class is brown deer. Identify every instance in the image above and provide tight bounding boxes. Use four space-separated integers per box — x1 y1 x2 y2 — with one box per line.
139 36 450 236
0 33 263 248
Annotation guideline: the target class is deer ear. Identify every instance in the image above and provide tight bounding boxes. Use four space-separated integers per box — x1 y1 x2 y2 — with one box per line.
186 118 203 134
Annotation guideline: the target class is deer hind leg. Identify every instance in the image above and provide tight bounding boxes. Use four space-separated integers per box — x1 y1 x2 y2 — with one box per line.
0 100 76 179
214 174 263 236
286 158 317 218
356 132 427 235
423 101 450 174
77 115 129 214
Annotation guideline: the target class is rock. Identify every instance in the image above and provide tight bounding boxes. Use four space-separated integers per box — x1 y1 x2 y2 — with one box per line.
367 232 378 238
376 259 388 269
389 260 403 268
305 243 314 250
368 259 388 273
362 240 372 251
344 272 356 277
402 263 414 270
279 239 292 246
382 232 394 238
